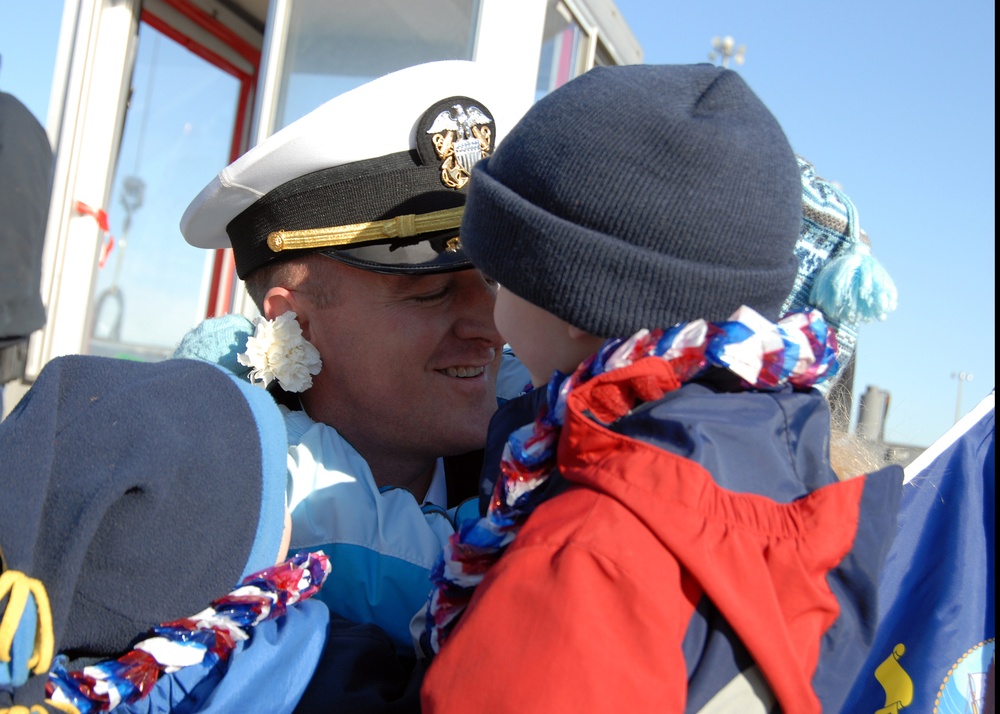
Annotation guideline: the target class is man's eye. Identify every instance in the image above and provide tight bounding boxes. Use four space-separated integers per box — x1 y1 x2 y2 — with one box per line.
414 289 448 303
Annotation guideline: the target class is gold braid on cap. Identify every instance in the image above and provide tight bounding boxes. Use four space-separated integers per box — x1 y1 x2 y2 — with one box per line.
267 206 464 253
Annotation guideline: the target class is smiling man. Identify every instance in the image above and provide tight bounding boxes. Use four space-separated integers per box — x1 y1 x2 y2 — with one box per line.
177 61 525 663
260 260 502 500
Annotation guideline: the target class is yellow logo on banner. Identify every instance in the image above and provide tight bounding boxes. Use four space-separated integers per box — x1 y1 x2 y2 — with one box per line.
874 643 913 713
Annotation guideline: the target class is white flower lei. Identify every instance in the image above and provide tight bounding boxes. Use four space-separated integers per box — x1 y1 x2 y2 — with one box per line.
237 311 322 393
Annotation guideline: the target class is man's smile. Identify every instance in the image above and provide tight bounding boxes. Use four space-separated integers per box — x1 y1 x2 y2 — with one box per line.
438 365 486 378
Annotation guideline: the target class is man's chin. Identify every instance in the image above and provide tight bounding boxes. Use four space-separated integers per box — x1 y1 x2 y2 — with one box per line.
438 419 494 457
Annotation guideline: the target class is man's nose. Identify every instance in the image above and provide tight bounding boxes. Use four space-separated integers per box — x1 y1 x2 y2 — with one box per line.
454 272 503 347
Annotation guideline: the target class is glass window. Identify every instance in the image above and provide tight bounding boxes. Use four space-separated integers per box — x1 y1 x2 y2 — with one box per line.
594 39 614 68
535 1 587 102
276 0 480 130
88 22 243 360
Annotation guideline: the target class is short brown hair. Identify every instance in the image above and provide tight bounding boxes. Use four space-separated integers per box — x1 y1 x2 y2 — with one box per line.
243 255 337 312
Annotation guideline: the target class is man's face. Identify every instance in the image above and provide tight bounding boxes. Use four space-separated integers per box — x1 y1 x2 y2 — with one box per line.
299 260 503 470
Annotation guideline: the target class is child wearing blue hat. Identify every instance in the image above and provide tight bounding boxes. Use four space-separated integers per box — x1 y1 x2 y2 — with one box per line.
420 64 901 713
0 356 329 713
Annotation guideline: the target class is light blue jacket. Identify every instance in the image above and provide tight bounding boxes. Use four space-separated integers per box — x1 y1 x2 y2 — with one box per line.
114 600 328 714
284 408 478 652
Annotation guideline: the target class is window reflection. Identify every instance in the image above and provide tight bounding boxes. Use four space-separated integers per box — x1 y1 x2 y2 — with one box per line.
89 24 241 360
535 1 587 102
277 0 479 130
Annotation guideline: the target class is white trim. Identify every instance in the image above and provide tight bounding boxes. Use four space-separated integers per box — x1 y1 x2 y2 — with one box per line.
28 0 140 378
251 0 290 147
903 391 995 483
561 0 598 75
577 0 642 65
142 0 258 76
695 665 776 714
473 0 545 123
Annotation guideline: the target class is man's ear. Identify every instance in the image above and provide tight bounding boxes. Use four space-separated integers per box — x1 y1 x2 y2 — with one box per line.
262 287 311 339
261 287 294 320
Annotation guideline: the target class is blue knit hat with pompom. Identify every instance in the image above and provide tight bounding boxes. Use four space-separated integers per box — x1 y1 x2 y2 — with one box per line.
781 156 898 379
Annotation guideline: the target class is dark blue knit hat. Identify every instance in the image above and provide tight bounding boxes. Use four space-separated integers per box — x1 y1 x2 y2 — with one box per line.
462 64 803 337
0 356 286 708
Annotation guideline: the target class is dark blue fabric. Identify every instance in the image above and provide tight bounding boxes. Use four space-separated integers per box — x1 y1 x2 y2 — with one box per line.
294 613 424 713
842 399 994 713
812 463 902 712
612 374 840 501
462 64 802 338
681 598 757 712
614 381 901 712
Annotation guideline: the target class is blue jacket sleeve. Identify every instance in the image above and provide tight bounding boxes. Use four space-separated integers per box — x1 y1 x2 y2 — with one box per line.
114 600 329 714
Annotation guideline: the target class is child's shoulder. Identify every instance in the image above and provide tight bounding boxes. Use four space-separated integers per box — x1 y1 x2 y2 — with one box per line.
612 379 836 498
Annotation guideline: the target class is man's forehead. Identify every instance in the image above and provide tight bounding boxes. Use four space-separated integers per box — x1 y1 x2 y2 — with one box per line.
379 267 474 294
320 257 470 292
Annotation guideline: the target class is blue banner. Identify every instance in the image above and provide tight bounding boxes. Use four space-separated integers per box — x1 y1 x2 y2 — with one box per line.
843 392 995 713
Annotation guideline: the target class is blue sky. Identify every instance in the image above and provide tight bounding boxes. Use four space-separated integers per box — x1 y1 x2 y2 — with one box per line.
2 1 994 447
611 0 995 448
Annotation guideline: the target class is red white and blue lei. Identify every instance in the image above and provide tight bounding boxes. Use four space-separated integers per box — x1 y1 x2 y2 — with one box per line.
46 551 331 713
419 306 839 656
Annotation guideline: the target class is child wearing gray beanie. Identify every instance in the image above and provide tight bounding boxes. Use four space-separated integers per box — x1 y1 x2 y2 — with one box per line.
0 356 329 713
420 64 903 714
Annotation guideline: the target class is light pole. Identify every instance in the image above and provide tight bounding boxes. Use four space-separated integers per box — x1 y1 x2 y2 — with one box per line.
951 371 973 423
709 36 746 68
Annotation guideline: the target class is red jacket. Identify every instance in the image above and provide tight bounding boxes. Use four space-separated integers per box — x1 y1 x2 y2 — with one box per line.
422 358 901 713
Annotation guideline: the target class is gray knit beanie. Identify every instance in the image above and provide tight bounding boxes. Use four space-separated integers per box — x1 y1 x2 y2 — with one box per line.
461 63 803 338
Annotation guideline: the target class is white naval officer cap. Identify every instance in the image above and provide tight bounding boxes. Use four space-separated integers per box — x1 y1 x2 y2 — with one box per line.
180 60 524 279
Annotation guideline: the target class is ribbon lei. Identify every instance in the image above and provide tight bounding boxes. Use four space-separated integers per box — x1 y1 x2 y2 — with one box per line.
421 306 838 656
45 551 330 714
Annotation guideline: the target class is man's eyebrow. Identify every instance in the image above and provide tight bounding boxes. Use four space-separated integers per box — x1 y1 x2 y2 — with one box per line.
387 273 445 295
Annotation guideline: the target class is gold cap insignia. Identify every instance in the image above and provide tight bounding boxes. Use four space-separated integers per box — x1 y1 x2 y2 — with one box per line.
426 103 493 189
